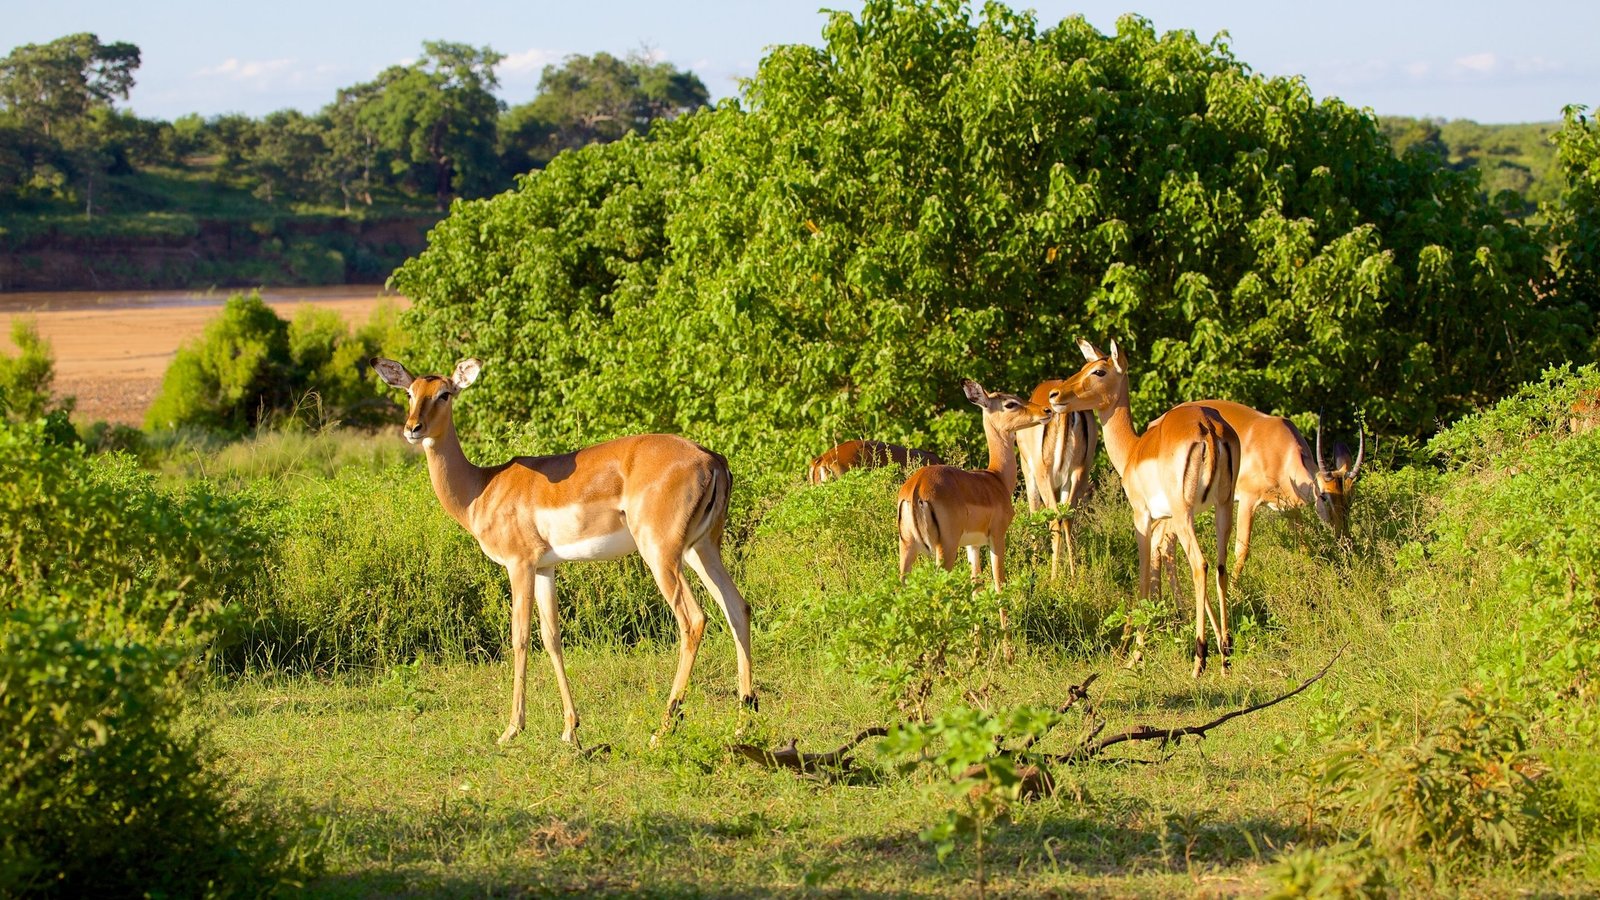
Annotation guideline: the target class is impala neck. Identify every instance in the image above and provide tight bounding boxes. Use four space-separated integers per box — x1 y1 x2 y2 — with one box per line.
1095 389 1140 478
982 415 1022 494
421 417 489 527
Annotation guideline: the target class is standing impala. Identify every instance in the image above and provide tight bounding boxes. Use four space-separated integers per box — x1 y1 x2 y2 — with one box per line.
1148 400 1333 586
372 357 755 746
897 380 1051 603
1045 340 1241 676
1016 383 1097 579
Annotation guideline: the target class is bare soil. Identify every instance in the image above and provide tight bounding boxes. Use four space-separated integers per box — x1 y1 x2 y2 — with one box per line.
0 286 408 426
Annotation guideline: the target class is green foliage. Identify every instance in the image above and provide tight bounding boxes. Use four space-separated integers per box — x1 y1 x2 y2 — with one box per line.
394 0 1586 474
1378 116 1563 215
884 704 1062 893
0 421 264 618
145 292 291 432
0 418 318 894
499 51 709 174
0 600 323 896
1544 105 1600 322
145 292 404 433
1265 841 1391 899
1293 690 1565 872
0 317 65 421
819 564 1003 718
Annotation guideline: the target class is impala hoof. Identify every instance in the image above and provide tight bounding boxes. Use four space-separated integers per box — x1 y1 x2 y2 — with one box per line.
740 694 760 712
497 725 522 746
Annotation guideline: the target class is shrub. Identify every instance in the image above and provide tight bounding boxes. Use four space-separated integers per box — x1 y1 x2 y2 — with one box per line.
146 292 407 433
0 317 68 422
145 292 292 432
0 600 322 896
0 419 318 895
1293 689 1566 873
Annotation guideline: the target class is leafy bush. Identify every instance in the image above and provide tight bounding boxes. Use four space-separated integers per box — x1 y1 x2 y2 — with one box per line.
146 292 405 433
1293 690 1565 872
0 317 68 422
818 564 1005 719
0 600 322 896
392 0 1586 473
0 420 318 895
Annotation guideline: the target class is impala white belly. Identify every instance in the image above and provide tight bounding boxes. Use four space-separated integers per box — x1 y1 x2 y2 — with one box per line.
958 531 990 548
539 529 637 565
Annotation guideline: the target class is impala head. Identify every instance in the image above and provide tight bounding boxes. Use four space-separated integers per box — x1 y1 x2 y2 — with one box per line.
371 357 482 445
1045 338 1128 415
963 379 1051 432
1314 414 1365 540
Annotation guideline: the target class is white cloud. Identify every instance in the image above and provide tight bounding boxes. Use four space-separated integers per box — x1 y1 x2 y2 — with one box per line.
1453 51 1498 74
196 58 297 81
499 48 564 75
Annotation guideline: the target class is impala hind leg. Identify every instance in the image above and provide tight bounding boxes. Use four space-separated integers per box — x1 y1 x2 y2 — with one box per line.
500 563 534 745
1170 520 1213 678
684 540 757 709
531 567 580 743
1214 498 1235 672
644 542 706 739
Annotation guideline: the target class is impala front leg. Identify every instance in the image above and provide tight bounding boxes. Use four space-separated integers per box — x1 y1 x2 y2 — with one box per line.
533 567 580 744
500 563 533 745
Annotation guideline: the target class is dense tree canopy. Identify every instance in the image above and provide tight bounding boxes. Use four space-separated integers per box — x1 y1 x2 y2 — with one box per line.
392 0 1591 466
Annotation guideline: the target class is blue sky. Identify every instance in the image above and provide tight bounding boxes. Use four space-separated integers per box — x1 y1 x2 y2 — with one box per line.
10 1 1596 123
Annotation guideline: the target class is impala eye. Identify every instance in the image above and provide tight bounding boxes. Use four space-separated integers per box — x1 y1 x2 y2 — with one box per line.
1093 369 1106 378
1005 401 1019 409
438 392 452 402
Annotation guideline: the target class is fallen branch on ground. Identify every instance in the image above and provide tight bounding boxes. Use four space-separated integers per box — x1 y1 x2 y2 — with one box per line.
730 726 889 774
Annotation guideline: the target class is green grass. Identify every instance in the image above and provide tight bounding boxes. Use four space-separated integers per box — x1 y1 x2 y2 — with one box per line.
185 454 1546 896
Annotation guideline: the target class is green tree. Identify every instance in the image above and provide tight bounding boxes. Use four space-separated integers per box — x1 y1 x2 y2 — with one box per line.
1543 104 1600 329
499 51 709 173
0 33 139 141
249 108 329 205
384 1 1588 466
357 41 504 209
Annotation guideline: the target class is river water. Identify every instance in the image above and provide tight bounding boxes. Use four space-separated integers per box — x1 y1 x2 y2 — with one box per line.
0 283 400 313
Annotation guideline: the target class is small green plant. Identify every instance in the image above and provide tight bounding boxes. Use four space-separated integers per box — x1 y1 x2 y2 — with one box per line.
820 565 1004 719
1294 689 1565 872
1265 841 1391 899
883 704 1061 898
0 317 70 423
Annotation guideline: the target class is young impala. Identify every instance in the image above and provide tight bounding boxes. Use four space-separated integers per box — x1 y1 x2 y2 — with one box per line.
897 380 1051 603
807 439 944 484
372 357 756 747
1046 340 1241 676
1015 382 1097 579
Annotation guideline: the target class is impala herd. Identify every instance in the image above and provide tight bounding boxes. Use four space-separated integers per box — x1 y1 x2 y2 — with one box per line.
373 340 1364 744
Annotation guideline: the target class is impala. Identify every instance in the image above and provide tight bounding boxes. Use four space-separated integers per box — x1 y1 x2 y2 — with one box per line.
372 357 756 747
1314 417 1366 540
1046 340 1241 676
1147 400 1333 587
896 380 1051 601
1016 383 1097 579
807 439 944 484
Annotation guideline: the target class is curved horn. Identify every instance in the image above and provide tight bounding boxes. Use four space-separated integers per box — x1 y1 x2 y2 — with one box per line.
1315 410 1329 475
1349 421 1366 481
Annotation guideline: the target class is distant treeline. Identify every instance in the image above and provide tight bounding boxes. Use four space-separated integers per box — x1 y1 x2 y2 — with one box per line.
0 33 709 218
1379 116 1563 216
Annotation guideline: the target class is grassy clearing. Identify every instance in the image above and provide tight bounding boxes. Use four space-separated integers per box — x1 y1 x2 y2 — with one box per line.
189 450 1534 895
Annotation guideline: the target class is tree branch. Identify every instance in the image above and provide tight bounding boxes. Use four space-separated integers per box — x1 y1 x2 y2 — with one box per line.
731 726 890 774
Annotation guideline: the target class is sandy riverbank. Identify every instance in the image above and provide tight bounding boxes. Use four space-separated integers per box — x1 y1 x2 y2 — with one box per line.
1 286 407 426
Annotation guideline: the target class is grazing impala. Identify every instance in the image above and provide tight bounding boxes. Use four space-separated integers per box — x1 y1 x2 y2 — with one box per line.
807 440 944 484
1016 382 1097 579
1314 417 1366 541
897 380 1051 599
1148 400 1333 586
1045 340 1241 676
372 357 755 747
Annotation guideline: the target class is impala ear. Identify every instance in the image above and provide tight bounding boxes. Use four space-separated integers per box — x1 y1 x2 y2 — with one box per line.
1109 339 1127 373
961 379 991 408
370 357 415 390
1076 339 1100 361
452 358 483 390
